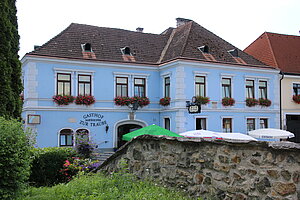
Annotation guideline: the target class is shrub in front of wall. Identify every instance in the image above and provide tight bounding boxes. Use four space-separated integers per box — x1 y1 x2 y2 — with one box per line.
75 131 96 159
29 147 77 187
0 117 31 200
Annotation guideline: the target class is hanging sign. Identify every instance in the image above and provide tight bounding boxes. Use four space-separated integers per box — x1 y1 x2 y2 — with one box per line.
79 113 107 127
187 104 201 114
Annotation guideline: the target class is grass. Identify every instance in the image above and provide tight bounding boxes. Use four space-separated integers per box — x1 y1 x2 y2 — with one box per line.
19 172 200 200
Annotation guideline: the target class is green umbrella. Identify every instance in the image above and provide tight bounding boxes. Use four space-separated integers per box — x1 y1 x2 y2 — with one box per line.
122 124 183 141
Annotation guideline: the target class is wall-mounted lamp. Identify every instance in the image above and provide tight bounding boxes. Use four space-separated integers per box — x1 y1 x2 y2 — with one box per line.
128 100 139 112
105 124 109 133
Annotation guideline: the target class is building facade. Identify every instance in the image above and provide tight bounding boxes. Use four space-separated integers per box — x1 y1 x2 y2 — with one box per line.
245 32 300 142
22 18 280 150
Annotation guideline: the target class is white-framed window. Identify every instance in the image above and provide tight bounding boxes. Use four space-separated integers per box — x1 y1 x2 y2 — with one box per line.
222 78 232 98
164 77 170 98
196 118 207 130
195 76 206 97
113 72 150 97
54 68 94 97
293 83 300 96
246 79 255 99
259 80 268 99
259 118 268 129
222 117 232 133
246 118 255 132
59 128 74 147
164 117 171 130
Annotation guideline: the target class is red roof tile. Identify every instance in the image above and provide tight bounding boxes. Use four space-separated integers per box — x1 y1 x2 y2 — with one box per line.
245 32 300 74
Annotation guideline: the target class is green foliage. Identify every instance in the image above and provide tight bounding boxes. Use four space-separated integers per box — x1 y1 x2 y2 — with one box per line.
74 131 96 159
0 117 31 200
21 173 198 200
0 0 23 119
29 147 77 187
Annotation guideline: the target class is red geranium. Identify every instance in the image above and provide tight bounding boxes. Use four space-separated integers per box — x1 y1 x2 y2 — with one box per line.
75 95 95 105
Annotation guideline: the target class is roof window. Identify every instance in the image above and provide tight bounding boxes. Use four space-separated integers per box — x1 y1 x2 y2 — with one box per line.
198 45 209 53
228 48 246 64
228 49 238 57
121 47 131 55
82 43 92 52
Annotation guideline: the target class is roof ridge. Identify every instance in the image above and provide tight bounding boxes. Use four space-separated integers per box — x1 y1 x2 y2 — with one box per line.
265 32 279 67
179 21 193 57
158 28 176 63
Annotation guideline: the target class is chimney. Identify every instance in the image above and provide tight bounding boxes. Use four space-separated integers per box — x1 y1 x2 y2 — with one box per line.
176 18 192 27
34 45 41 51
136 27 144 32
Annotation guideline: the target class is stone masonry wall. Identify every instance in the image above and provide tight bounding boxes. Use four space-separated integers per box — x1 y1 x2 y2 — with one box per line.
99 135 300 200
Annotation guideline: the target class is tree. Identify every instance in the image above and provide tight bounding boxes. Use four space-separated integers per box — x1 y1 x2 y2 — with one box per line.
0 0 23 119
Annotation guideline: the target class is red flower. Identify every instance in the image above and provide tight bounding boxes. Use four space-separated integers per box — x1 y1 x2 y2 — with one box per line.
75 95 95 105
53 95 74 105
222 97 235 106
293 95 300 104
159 97 171 106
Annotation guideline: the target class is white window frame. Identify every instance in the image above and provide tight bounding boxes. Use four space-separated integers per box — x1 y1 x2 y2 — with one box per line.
113 72 150 97
160 72 172 98
193 71 209 97
163 116 171 131
258 79 269 99
194 116 208 130
292 82 300 96
245 78 255 99
221 116 233 133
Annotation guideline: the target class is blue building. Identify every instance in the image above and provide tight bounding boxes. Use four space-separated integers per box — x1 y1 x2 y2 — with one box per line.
21 18 280 150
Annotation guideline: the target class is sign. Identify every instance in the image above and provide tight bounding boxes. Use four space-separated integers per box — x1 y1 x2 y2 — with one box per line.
187 104 201 114
79 113 107 127
28 114 41 124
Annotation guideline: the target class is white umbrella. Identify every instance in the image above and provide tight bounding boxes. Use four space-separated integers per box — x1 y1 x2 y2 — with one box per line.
179 130 223 140
217 132 257 141
248 128 295 139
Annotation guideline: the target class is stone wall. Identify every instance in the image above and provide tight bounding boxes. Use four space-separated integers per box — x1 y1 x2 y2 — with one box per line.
99 135 300 199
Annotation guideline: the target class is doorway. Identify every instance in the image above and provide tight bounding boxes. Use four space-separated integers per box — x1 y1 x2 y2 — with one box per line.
117 124 142 148
286 115 300 143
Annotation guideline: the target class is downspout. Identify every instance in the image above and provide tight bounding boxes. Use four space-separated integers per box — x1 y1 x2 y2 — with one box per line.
279 71 284 129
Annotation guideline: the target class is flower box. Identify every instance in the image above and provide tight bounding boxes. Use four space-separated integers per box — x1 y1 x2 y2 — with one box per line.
75 95 95 105
195 96 210 105
159 97 171 106
222 97 235 106
131 96 150 107
114 96 131 106
293 95 300 104
258 98 271 107
245 98 258 107
53 95 74 105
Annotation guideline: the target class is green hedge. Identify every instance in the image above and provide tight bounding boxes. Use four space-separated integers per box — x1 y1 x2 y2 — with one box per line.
0 117 31 200
29 147 77 187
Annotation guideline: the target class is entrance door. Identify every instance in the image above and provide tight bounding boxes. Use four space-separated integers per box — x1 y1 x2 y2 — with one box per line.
117 124 142 148
286 115 300 143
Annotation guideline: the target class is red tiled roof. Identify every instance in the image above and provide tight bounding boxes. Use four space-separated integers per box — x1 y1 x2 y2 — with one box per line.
27 19 270 68
245 32 300 74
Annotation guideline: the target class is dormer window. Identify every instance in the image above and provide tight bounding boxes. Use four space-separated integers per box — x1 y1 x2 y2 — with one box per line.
198 45 209 53
198 45 216 61
121 47 131 55
228 49 238 57
82 43 92 52
228 48 246 64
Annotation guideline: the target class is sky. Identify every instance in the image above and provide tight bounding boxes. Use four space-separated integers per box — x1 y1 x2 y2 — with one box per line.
16 0 300 58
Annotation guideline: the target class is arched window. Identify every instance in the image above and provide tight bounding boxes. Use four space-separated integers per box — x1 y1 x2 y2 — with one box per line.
75 129 89 144
59 129 74 146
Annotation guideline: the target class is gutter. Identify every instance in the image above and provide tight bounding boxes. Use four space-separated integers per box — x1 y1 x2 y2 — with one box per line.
279 71 284 129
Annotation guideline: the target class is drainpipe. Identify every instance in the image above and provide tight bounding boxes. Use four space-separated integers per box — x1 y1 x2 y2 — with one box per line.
279 71 284 129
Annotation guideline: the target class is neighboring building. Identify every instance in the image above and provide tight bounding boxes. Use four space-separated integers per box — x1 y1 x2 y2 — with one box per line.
245 32 300 142
22 18 280 150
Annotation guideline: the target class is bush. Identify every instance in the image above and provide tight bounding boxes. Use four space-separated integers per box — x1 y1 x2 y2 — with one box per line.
245 98 258 107
258 98 271 107
222 97 235 106
74 131 96 159
0 117 31 200
29 147 76 187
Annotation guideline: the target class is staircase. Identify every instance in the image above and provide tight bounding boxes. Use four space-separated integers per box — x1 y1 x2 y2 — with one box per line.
93 151 115 165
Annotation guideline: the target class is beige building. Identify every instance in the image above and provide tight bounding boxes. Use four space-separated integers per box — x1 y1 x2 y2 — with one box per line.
245 32 300 142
